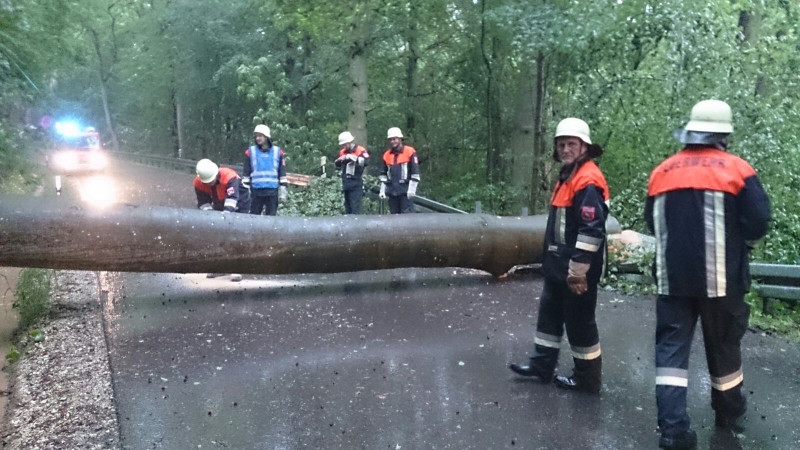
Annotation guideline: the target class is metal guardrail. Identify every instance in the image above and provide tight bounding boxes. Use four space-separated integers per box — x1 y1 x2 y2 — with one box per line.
110 150 465 214
107 151 313 186
751 263 800 302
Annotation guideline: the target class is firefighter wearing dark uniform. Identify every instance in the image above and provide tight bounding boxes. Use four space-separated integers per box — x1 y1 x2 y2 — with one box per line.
334 131 369 214
242 124 288 216
379 127 420 214
646 100 771 450
509 118 609 394
194 159 250 213
194 159 250 282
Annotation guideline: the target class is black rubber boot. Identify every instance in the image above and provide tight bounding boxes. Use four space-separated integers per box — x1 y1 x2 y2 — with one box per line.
554 356 601 393
658 429 697 449
509 361 554 383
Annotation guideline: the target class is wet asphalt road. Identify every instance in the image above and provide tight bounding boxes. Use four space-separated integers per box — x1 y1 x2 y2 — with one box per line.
80 159 800 449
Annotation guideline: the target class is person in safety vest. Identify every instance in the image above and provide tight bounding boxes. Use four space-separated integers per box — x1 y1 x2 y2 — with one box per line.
645 100 770 450
334 131 369 214
509 118 609 394
379 127 420 214
242 124 288 216
194 158 251 282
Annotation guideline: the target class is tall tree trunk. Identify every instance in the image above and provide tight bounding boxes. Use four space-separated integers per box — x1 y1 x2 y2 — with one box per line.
348 42 369 147
89 28 120 153
405 6 419 139
739 10 768 97
529 51 547 213
169 87 179 158
175 93 185 158
508 63 535 202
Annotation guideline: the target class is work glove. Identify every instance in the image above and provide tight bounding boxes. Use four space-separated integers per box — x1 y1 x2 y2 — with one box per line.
241 177 251 190
407 180 418 199
566 260 590 295
379 183 387 200
345 154 359 162
279 185 288 202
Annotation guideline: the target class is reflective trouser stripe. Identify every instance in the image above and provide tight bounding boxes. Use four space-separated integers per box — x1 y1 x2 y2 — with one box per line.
653 195 669 295
534 331 562 349
711 369 743 391
576 234 602 252
224 199 237 209
555 208 566 244
571 343 602 360
656 368 688 387
704 191 727 297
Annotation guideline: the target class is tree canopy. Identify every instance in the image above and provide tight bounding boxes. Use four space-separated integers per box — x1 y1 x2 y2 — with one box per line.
1 0 798 263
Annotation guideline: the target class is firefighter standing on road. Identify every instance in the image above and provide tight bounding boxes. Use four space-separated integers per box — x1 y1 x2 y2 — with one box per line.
243 124 288 216
379 127 420 214
646 100 771 450
509 118 609 394
334 131 369 214
194 158 250 282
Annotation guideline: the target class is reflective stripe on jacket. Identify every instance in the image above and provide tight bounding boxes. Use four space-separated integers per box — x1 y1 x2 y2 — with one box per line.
248 145 282 189
380 145 420 196
543 160 609 283
335 145 370 190
645 147 771 297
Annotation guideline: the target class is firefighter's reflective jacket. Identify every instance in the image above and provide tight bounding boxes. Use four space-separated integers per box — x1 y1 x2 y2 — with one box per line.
335 145 369 191
645 147 771 298
194 167 249 212
543 160 610 283
243 145 287 192
379 145 420 196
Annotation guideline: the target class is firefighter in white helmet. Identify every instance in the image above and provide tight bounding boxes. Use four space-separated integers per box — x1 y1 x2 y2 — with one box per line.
242 124 288 216
194 158 250 282
379 127 420 214
334 131 370 214
646 100 770 449
510 118 609 394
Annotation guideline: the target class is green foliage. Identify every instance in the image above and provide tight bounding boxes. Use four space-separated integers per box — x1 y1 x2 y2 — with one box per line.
13 269 52 329
6 346 20 364
280 175 379 217
600 244 657 296
745 290 800 341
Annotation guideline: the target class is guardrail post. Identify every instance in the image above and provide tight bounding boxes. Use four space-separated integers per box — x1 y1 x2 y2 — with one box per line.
521 207 529 217
475 201 482 214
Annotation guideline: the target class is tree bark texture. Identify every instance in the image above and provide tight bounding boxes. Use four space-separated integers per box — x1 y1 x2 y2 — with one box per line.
348 44 369 147
0 196 576 277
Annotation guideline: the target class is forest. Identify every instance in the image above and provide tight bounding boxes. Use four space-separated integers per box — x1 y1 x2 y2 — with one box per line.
1 0 798 265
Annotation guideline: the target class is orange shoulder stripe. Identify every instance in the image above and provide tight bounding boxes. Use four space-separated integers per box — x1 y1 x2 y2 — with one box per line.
550 161 610 207
648 148 755 196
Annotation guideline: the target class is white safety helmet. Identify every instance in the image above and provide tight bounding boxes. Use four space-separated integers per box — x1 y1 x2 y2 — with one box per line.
196 158 219 184
254 124 271 138
387 127 404 139
684 99 733 134
554 118 592 145
338 131 355 146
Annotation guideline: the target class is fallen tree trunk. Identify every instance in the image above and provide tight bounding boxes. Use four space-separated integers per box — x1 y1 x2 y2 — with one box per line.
0 196 619 277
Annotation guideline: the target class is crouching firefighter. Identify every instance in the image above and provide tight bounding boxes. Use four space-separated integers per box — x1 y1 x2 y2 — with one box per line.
646 100 771 450
334 131 369 214
509 118 609 394
194 158 251 282
243 124 288 216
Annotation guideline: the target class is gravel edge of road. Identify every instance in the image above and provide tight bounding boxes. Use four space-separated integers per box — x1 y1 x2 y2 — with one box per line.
1 270 120 449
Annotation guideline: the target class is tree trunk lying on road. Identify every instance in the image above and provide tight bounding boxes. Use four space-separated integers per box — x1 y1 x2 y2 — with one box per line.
0 196 619 277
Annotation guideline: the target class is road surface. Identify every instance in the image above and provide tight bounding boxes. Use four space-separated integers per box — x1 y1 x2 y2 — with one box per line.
60 159 800 449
